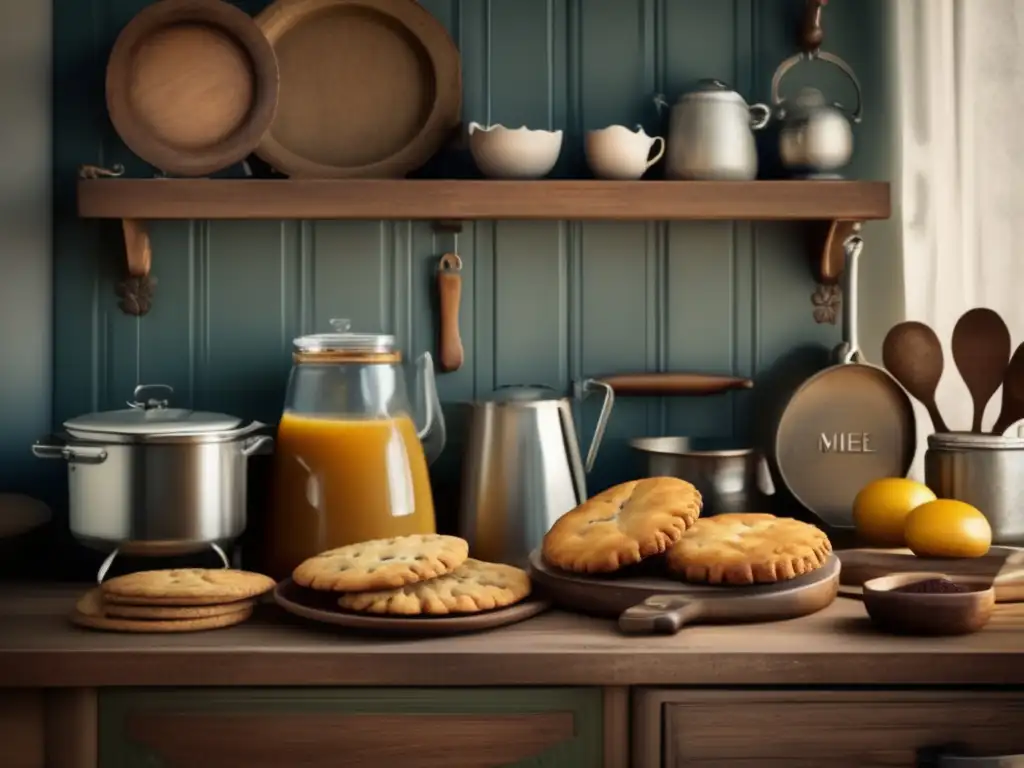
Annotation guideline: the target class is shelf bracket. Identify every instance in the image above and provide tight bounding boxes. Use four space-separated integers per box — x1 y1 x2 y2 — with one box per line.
432 220 464 235
115 218 156 317
809 219 860 325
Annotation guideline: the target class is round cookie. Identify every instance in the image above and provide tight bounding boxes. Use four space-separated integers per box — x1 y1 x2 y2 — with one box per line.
104 599 256 620
338 559 531 616
666 513 832 585
542 477 702 573
292 534 469 592
72 588 253 633
101 568 276 606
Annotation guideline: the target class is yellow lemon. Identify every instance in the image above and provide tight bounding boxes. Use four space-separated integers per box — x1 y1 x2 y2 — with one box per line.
852 478 937 547
903 499 992 558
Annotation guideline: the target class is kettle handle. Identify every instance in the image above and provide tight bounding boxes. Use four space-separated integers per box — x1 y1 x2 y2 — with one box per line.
770 50 863 124
577 379 615 473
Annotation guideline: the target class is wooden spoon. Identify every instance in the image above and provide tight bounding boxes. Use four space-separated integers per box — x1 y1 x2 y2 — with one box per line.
882 321 950 433
951 308 1011 432
992 342 1024 435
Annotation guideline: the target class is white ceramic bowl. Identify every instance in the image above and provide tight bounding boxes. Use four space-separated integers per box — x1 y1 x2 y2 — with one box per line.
467 122 563 179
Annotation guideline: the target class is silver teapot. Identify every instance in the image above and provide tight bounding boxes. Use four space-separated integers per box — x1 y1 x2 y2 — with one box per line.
770 51 863 178
662 80 771 181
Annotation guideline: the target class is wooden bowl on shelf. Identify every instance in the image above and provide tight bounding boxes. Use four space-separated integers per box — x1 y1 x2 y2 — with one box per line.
105 0 280 177
862 571 996 636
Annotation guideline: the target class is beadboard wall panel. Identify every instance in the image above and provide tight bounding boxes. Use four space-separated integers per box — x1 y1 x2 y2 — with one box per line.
48 0 894 520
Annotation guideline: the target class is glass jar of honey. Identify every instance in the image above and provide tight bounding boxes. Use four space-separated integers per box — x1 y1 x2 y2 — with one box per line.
265 319 446 580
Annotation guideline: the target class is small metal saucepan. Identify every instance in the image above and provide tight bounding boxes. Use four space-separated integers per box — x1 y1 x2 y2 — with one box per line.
761 236 917 530
629 437 775 516
31 384 273 578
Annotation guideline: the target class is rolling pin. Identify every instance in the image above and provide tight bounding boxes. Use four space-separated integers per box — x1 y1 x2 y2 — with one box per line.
596 373 753 397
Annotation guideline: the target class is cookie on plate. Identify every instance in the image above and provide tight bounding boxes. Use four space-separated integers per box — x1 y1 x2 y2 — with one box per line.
542 477 702 573
72 588 253 633
100 568 276 606
666 513 832 585
292 534 469 592
338 558 531 616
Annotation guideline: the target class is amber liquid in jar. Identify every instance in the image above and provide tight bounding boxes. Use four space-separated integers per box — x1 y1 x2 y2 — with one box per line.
266 412 436 580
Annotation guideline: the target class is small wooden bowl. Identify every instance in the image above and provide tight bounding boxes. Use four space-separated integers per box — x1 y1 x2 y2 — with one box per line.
862 571 995 636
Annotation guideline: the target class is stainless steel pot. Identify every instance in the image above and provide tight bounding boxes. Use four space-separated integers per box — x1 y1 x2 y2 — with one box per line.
629 437 774 516
31 384 273 560
925 432 1024 546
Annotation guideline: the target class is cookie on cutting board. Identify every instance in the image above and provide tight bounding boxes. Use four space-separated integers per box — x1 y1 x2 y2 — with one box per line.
542 477 702 573
666 513 832 585
100 568 276 606
72 589 253 633
338 558 532 616
292 534 469 592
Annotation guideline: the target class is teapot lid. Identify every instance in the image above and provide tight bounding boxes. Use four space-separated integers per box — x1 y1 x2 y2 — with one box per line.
680 79 747 105
293 318 396 355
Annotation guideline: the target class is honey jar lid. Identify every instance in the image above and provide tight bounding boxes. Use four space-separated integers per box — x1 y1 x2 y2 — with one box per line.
293 318 395 355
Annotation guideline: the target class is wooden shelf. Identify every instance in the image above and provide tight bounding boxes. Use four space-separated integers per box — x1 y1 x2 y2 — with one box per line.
76 179 890 222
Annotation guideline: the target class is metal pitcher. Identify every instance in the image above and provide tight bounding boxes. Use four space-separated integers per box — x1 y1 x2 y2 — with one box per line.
458 380 615 568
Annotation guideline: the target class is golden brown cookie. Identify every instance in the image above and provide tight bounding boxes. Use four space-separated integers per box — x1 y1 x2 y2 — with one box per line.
337 558 532 616
100 568 276 606
104 599 256 620
666 513 832 585
71 588 253 633
542 477 702 573
292 534 469 592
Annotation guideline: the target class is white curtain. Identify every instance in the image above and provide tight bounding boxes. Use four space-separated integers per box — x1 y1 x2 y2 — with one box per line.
893 0 1024 477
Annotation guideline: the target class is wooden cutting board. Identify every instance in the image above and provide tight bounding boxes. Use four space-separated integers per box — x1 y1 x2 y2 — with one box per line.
528 549 840 635
836 546 1024 602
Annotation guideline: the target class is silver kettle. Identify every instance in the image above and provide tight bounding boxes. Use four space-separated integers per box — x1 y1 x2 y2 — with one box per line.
770 51 863 178
662 80 771 181
458 381 615 568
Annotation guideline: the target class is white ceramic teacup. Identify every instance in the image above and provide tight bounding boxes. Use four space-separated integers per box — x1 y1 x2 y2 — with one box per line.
585 125 665 180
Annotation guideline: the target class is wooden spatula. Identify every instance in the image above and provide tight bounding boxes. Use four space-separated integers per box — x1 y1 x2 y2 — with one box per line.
993 342 1024 435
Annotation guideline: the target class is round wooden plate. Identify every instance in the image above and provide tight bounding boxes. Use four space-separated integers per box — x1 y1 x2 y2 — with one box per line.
528 549 840 635
273 578 550 636
255 0 461 178
106 0 280 177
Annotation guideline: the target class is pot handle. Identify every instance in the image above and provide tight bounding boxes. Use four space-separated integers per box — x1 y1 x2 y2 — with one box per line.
575 379 615 473
32 438 107 465
241 435 274 457
770 50 863 123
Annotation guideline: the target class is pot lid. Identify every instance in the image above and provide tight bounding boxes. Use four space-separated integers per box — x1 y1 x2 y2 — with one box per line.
293 318 395 355
928 431 1024 450
64 405 243 437
482 385 562 403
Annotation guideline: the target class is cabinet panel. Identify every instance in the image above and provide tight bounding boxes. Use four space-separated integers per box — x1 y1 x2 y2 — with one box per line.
99 687 603 768
0 690 44 768
634 690 1024 768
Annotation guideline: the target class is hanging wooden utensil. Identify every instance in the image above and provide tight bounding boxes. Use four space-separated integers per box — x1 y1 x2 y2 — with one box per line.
437 252 463 373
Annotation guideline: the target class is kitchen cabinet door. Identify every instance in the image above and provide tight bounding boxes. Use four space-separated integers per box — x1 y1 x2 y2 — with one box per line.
633 689 1024 768
99 687 603 768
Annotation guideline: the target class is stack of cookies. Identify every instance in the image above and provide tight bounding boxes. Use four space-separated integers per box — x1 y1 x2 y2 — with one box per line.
71 568 276 633
542 477 832 586
291 534 533 616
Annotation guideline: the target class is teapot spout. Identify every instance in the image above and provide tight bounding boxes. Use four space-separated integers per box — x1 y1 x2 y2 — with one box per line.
414 351 447 464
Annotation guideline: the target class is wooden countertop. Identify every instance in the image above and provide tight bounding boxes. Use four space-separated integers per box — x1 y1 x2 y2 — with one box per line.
0 586 1021 688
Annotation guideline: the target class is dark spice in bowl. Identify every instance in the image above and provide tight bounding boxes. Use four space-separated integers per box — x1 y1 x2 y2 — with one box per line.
892 577 970 594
